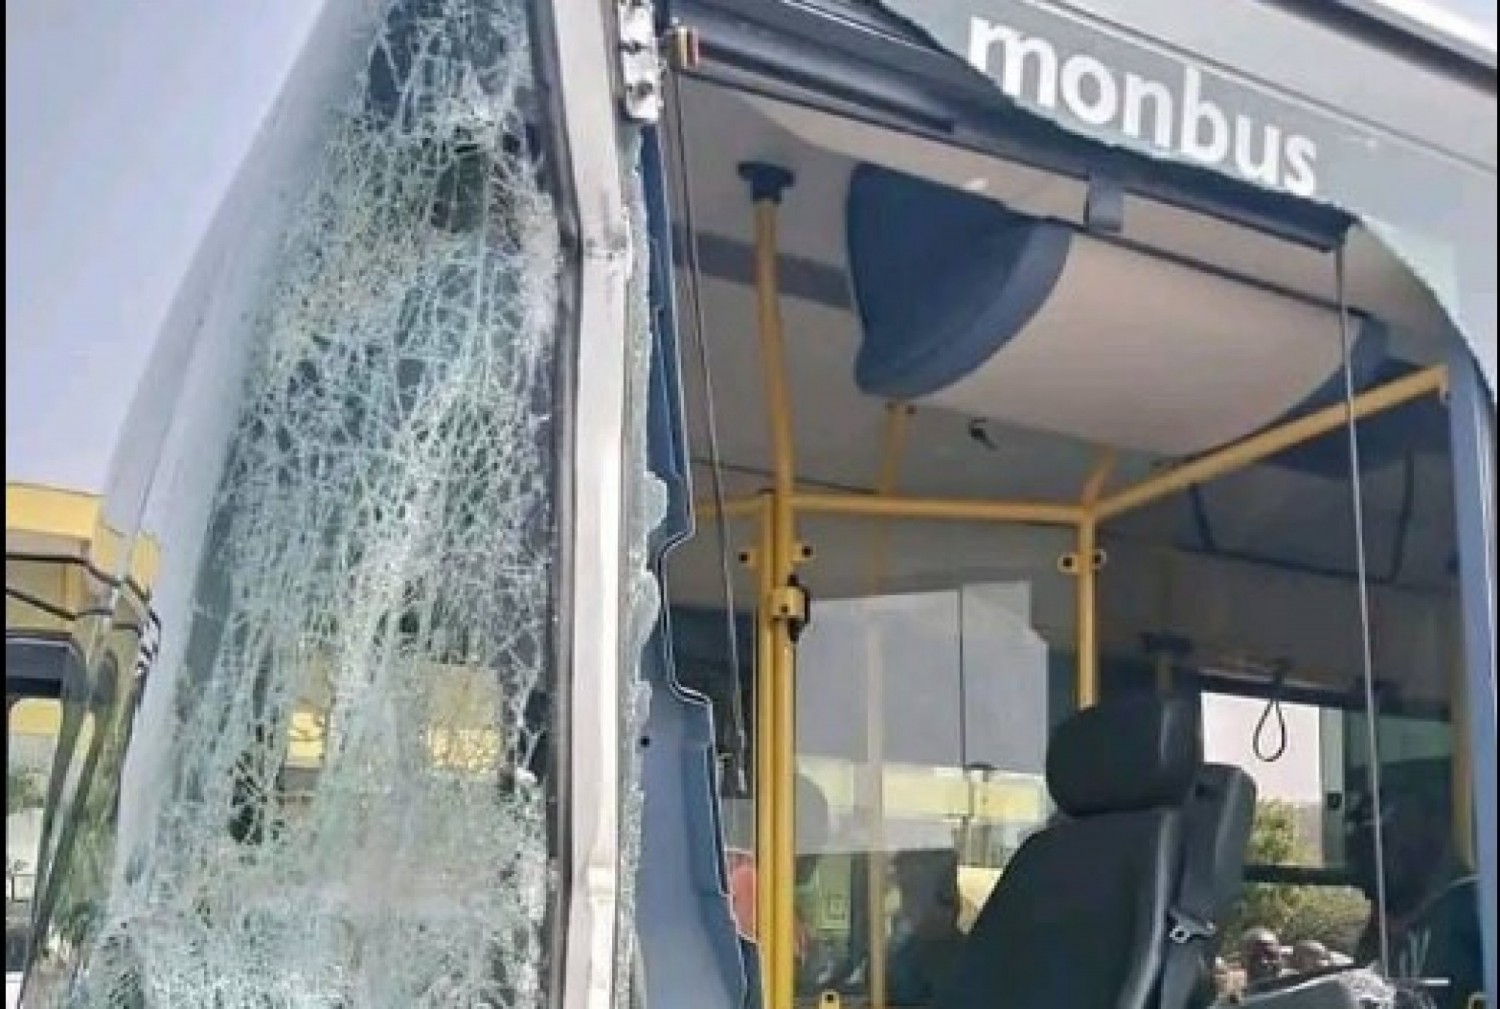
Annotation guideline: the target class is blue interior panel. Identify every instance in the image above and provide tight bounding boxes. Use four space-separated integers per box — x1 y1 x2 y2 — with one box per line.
847 164 1072 400
635 129 752 1009
846 164 1389 437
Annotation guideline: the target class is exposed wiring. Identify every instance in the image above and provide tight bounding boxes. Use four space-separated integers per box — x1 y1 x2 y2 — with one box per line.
666 68 749 798
1339 242 1392 976
1387 451 1416 582
1188 485 1220 553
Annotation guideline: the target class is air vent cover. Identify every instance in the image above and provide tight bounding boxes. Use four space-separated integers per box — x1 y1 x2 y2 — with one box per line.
848 164 1379 457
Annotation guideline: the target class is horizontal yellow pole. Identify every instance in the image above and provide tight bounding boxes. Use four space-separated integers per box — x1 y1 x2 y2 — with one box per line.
699 491 1084 526
793 492 1083 526
1095 366 1447 522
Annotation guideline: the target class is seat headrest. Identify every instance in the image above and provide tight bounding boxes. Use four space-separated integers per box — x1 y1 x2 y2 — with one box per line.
1046 695 1203 817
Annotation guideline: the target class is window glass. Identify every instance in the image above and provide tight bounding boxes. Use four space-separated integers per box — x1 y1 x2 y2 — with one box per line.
24 602 146 997
1353 550 1478 999
1092 370 1478 1002
1202 692 1337 870
786 524 1072 1005
7 698 64 973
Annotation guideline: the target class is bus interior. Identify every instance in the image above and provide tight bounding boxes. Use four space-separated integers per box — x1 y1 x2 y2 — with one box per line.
652 70 1484 1008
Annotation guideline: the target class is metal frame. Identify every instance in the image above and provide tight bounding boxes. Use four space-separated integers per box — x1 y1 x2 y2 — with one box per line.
701 170 1457 1007
540 0 639 1005
1447 345 1497 1002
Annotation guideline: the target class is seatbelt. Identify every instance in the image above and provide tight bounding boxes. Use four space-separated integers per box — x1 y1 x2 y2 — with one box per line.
1160 807 1224 1009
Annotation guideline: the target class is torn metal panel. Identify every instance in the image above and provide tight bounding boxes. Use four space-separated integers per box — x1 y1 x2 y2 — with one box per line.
866 0 1497 398
536 1 653 1007
633 131 753 1009
614 149 671 1009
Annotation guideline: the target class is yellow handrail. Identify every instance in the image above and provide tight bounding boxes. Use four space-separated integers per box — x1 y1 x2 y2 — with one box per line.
795 492 1081 525
745 164 801 1009
753 495 777 971
1074 451 1116 708
1094 366 1448 521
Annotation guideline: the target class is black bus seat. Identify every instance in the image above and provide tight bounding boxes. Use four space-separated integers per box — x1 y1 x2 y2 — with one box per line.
1161 762 1259 1008
932 694 1258 1009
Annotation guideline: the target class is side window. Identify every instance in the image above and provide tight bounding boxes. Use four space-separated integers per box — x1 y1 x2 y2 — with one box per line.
7 697 63 970
789 573 1063 1002
1203 691 1338 870
1200 690 1372 966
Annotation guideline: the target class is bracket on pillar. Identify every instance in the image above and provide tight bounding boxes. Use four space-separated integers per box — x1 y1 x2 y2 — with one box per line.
738 161 795 203
1058 549 1107 575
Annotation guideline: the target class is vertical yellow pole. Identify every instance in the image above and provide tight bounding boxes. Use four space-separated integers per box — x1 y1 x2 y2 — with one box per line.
754 496 776 955
1076 453 1115 709
770 570 796 1009
870 404 913 513
1075 518 1100 709
863 403 911 1009
742 161 799 1009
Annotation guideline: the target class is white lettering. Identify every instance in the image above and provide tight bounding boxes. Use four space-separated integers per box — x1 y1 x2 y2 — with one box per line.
968 17 1059 108
1121 73 1174 148
1060 55 1118 126
1233 117 1282 187
1282 134 1319 197
1179 67 1230 164
963 18 1319 197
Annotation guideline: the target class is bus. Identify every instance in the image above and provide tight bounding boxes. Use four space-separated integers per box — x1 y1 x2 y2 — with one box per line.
6 0 1494 1006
